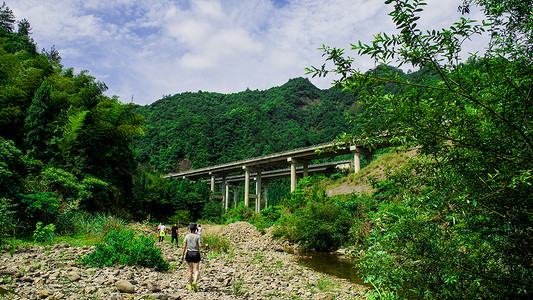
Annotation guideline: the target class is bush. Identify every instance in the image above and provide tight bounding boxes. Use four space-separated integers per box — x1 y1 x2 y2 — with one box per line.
82 228 169 271
275 199 351 251
0 198 16 246
167 209 191 225
33 221 55 243
223 202 254 223
202 232 230 253
201 199 223 222
249 205 283 233
56 210 125 239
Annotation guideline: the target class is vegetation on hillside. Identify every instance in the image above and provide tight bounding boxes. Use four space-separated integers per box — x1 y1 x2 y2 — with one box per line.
0 4 147 243
298 0 532 298
131 77 359 173
2 0 531 297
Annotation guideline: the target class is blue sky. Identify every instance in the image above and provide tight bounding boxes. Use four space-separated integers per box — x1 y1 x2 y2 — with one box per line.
11 0 487 105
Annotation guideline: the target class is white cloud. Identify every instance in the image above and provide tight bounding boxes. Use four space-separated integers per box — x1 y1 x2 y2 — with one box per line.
8 0 490 105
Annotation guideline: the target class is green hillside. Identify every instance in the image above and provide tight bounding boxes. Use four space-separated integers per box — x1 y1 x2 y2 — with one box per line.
132 77 360 173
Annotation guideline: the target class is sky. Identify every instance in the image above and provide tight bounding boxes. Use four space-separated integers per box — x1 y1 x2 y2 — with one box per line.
10 0 488 105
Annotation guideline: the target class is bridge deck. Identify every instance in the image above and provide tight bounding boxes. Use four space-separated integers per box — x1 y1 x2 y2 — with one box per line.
164 141 365 180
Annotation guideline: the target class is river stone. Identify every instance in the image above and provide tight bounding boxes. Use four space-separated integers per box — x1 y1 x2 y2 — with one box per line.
67 271 81 281
116 280 135 293
38 290 53 298
147 281 161 292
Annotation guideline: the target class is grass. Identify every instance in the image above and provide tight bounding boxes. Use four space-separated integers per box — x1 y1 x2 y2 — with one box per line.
317 275 340 292
232 274 246 296
202 232 231 253
69 212 125 240
324 148 417 193
1 212 125 252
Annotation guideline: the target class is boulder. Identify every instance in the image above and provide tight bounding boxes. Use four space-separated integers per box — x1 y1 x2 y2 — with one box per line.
115 280 135 293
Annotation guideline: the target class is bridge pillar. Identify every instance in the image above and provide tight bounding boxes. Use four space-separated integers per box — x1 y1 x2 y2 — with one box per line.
350 145 375 173
290 162 297 192
287 157 309 192
353 153 361 173
233 186 238 208
210 174 215 193
222 176 228 210
264 182 268 209
255 171 262 213
244 169 250 207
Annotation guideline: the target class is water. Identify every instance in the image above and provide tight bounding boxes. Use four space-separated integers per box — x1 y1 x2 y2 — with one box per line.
294 250 370 286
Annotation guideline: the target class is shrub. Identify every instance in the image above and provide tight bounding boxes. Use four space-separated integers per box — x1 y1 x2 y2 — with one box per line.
202 232 230 253
0 198 16 246
33 221 55 243
167 209 191 225
201 199 223 222
275 200 351 251
223 202 254 223
83 228 169 271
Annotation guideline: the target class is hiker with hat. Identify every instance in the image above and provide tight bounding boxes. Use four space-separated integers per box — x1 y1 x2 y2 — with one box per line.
180 222 208 292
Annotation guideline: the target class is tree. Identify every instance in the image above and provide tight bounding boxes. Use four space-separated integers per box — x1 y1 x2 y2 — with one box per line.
307 0 532 298
42 45 61 65
23 81 50 156
0 2 14 33
17 18 31 37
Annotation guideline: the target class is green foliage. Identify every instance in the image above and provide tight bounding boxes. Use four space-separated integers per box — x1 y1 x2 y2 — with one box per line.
167 210 191 225
202 232 230 253
201 199 223 223
167 178 210 220
83 228 169 271
32 221 55 243
18 191 60 225
223 202 255 223
0 3 15 33
307 0 533 298
0 198 16 245
56 210 125 240
132 78 358 173
23 81 50 156
0 6 146 229
274 184 351 251
248 205 283 233
280 175 326 212
0 137 26 198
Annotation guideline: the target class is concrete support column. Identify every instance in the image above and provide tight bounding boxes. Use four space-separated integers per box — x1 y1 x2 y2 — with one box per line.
233 186 238 208
244 169 250 207
287 157 309 192
264 182 268 209
303 163 309 178
210 174 215 193
255 171 262 213
222 176 228 210
354 153 361 173
290 161 297 192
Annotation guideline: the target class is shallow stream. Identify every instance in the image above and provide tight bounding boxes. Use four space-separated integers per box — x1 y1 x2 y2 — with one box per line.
293 250 370 287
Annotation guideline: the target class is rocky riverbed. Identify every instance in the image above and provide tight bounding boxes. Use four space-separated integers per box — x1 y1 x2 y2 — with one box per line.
0 222 367 299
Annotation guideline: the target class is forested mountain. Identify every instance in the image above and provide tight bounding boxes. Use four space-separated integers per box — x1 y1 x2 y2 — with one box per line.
0 6 147 236
132 78 360 173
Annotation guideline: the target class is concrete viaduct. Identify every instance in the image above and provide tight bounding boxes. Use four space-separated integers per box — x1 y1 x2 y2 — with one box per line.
163 141 376 213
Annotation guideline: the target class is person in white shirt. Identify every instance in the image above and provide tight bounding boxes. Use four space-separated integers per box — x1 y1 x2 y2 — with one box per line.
159 223 166 242
195 224 202 242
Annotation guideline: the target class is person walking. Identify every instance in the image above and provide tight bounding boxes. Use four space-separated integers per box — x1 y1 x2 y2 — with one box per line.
180 223 208 292
159 223 166 242
171 223 179 246
195 224 202 242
